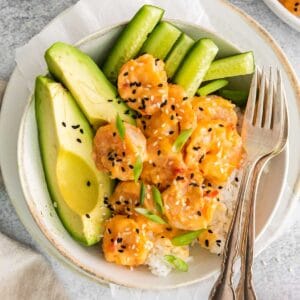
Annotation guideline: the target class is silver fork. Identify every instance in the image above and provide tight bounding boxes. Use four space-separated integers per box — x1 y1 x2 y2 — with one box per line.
236 76 288 300
209 67 285 300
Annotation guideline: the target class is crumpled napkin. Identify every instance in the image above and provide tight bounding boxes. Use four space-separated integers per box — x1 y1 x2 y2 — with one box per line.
0 232 67 300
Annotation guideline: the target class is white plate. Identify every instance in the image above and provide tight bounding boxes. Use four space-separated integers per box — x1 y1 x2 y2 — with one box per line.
262 0 300 32
1 0 299 290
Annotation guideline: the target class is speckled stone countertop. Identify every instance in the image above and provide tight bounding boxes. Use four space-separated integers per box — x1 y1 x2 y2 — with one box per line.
0 0 299 299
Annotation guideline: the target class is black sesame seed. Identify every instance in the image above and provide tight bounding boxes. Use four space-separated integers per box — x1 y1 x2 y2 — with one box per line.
219 124 224 127
190 173 194 179
86 181 91 187
107 99 113 102
136 228 140 234
72 124 80 129
76 138 82 143
208 128 212 132
117 237 122 243
189 182 199 187
122 152 126 157
199 155 205 163
218 186 223 190
121 167 125 172
208 229 213 234
132 89 136 94
169 130 174 135
129 98 136 103
117 100 122 104
143 97 149 101
207 183 212 187
176 176 184 181
193 146 201 151
182 97 188 101
124 109 130 115
205 239 209 247
216 239 221 243
166 227 172 231
121 245 126 249
235 177 239 182
171 104 176 111
85 214 90 218
124 200 129 205
157 150 161 156
62 122 66 127
197 211 201 216
111 238 114 243
118 249 124 253
158 83 163 87
123 72 128 76
126 207 131 211
80 128 84 134
108 228 112 234
129 165 134 169
116 201 121 205
199 107 204 111
152 162 156 167
113 132 117 137
170 115 174 120
161 236 165 238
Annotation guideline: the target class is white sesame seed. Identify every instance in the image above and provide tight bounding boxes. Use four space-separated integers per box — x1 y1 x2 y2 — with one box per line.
150 95 154 101
158 89 165 93
154 130 158 134
130 66 135 71
153 141 158 147
161 123 166 128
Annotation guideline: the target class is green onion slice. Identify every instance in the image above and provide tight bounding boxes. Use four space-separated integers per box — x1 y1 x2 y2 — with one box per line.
171 229 205 246
134 208 167 224
133 156 143 183
139 182 146 205
172 128 193 152
152 186 164 214
164 255 188 272
116 113 125 140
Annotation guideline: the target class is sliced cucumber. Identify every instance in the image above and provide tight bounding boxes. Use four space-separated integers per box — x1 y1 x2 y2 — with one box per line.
219 89 248 107
197 79 228 96
173 39 218 97
140 21 181 60
165 33 195 79
204 51 254 81
102 5 164 82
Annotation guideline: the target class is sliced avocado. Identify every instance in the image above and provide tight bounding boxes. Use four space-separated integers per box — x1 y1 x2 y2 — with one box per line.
35 76 113 246
45 42 135 129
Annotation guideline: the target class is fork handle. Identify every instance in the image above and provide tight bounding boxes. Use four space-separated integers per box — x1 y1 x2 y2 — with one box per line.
236 157 271 300
209 162 256 300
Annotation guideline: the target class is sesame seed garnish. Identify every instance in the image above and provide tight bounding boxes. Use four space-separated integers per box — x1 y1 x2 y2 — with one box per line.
86 214 90 218
193 146 201 151
121 167 125 172
219 124 224 127
199 107 204 111
123 72 128 76
118 249 124 253
117 237 123 243
216 239 221 243
132 89 136 94
208 229 213 233
208 128 212 132
61 122 66 127
72 124 80 129
124 109 130 115
116 200 121 205
170 115 174 120
197 211 201 216
121 245 126 249
205 239 209 247
189 182 199 187
169 130 174 135
86 181 91 187
190 173 194 179
111 238 114 243
136 228 139 234
235 177 239 182
176 176 184 181
129 165 134 169
166 227 172 231
80 129 84 134
157 150 161 156
107 99 113 102
218 186 223 190
122 152 126 157
76 138 82 143
199 155 205 163
171 104 176 111
113 132 116 137
108 228 112 234
158 83 163 87
182 97 188 101
207 183 212 187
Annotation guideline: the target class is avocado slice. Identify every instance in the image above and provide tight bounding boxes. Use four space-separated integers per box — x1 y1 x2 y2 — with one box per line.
45 42 135 129
35 76 113 246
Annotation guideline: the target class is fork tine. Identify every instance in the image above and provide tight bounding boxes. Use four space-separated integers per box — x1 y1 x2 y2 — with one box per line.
254 67 267 127
244 69 259 124
263 67 274 129
272 69 284 130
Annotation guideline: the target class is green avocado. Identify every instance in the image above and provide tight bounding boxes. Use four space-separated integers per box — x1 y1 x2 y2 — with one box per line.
35 76 113 246
45 42 135 129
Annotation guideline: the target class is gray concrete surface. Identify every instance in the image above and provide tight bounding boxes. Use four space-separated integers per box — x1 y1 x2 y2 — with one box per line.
0 0 299 299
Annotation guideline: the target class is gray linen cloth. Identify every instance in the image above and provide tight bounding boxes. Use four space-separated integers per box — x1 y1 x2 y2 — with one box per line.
0 80 67 300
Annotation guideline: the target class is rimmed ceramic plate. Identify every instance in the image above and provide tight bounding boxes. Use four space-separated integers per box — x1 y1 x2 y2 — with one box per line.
1 0 299 290
262 0 300 32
